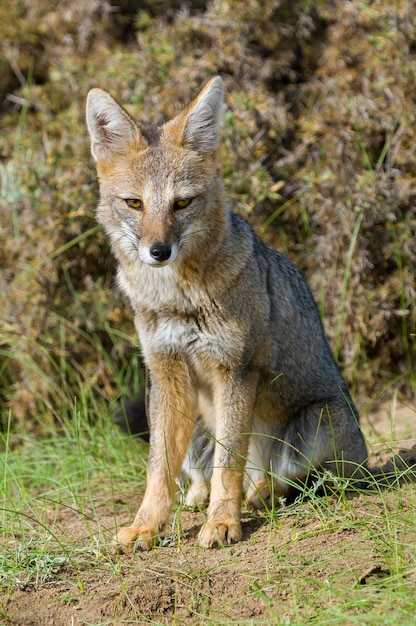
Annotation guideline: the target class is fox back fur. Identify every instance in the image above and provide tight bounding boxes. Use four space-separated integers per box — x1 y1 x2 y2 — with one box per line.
86 76 367 550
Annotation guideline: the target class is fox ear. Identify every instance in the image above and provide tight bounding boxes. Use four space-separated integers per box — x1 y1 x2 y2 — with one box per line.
166 76 223 153
86 88 146 160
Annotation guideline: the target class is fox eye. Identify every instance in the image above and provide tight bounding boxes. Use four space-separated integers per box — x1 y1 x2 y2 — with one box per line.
174 198 193 211
125 198 143 210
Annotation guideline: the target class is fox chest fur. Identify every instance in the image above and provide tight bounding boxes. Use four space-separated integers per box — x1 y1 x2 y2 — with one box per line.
116 249 255 385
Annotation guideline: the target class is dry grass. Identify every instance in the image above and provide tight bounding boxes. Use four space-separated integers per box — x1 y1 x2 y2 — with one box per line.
0 0 415 429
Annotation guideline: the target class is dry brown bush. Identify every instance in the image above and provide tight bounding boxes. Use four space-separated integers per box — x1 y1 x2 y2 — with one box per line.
1 0 415 431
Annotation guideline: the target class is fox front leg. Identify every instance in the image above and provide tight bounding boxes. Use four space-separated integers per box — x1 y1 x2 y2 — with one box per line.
115 357 197 551
198 370 258 548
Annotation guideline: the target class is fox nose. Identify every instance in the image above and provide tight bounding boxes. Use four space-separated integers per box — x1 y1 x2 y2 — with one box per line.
149 243 172 262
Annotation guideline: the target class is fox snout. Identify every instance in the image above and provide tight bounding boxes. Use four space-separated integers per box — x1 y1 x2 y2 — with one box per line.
130 211 180 267
139 240 179 267
150 242 172 262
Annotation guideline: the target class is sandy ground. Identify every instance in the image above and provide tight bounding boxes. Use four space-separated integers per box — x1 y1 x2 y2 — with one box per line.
3 400 416 625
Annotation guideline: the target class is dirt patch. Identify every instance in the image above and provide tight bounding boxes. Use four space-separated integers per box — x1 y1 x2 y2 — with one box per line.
3 408 416 625
2 400 415 625
4 488 415 626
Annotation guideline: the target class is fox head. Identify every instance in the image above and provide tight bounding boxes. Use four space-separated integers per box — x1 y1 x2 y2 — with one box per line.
86 76 225 268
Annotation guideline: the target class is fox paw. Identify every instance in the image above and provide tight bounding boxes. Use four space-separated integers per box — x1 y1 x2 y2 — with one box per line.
246 478 271 509
198 519 241 548
114 524 157 552
184 482 209 508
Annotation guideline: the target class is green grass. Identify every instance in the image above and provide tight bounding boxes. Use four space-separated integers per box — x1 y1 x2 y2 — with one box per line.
1 393 415 624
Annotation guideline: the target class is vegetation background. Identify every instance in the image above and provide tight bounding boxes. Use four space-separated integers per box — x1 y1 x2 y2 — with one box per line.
0 0 415 624
1 0 415 433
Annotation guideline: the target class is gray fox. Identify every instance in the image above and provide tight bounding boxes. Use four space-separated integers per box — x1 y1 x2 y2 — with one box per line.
86 76 367 550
